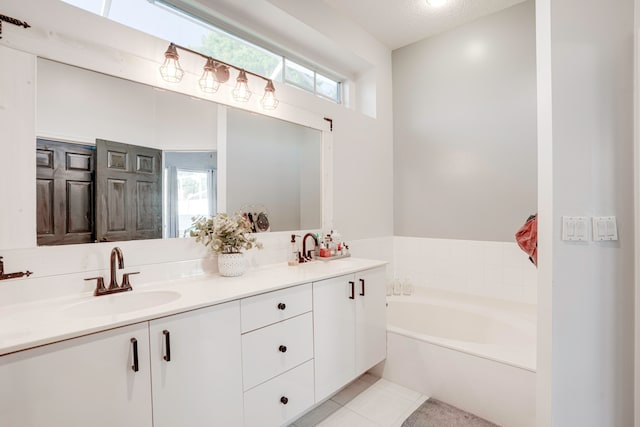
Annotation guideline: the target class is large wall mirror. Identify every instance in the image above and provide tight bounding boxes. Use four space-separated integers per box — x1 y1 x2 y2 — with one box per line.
35 58 322 245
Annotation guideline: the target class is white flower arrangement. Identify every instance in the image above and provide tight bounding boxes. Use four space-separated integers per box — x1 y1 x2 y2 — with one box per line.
189 213 263 254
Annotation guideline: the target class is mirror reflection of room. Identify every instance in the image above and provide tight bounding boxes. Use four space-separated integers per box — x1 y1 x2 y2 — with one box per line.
34 58 322 246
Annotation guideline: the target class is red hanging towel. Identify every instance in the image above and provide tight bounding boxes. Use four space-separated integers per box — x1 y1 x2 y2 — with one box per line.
515 214 537 267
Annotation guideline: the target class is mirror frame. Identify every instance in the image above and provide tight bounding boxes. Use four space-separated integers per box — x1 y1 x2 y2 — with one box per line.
0 0 334 250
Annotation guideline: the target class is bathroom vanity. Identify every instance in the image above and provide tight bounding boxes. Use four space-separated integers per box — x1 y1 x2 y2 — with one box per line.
0 259 386 427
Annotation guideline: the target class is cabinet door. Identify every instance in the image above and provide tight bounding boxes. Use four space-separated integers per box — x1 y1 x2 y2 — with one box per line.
313 274 356 402
355 266 387 374
149 301 243 427
0 323 152 427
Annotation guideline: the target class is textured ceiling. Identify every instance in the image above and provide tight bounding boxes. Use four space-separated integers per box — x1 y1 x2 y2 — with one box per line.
322 0 528 50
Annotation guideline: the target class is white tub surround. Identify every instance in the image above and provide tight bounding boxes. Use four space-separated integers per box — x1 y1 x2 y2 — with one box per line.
394 236 538 304
0 259 387 427
375 287 536 427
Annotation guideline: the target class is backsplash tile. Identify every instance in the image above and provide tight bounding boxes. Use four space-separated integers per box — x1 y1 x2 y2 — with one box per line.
393 237 537 304
0 234 394 307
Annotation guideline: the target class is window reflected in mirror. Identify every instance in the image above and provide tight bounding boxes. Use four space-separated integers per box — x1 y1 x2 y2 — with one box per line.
164 151 217 238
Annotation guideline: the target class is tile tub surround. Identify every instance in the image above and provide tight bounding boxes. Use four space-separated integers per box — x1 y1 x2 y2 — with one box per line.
393 236 538 304
0 257 386 356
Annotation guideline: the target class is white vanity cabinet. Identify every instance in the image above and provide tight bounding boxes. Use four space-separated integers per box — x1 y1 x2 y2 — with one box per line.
148 301 243 427
240 283 315 427
0 261 387 427
354 266 387 374
313 266 387 402
0 323 152 427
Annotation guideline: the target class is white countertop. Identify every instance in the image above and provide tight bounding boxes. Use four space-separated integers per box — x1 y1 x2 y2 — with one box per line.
0 258 386 356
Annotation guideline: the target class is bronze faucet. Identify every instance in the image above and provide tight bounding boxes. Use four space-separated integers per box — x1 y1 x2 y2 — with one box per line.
85 247 139 296
109 247 124 290
301 233 319 262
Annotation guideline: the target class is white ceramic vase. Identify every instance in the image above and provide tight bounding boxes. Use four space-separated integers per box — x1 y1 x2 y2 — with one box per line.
217 253 246 277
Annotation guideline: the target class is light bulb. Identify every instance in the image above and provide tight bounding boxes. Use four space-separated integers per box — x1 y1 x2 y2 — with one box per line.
261 80 279 110
232 70 252 102
426 0 447 7
199 58 220 93
159 44 184 83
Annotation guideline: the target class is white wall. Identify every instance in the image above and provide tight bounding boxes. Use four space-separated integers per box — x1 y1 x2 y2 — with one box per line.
37 59 218 150
537 0 635 425
393 1 537 242
0 46 36 250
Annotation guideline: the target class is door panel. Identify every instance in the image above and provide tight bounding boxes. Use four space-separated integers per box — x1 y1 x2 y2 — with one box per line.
313 274 356 402
149 301 243 427
0 323 152 427
355 266 387 374
36 179 54 235
36 139 95 245
66 181 92 233
96 139 162 242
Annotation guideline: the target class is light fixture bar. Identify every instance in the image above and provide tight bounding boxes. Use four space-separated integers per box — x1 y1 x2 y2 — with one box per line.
162 42 279 109
168 42 270 84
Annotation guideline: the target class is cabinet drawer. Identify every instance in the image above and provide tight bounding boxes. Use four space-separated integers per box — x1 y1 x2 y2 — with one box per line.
242 312 313 390
243 360 314 427
241 283 311 332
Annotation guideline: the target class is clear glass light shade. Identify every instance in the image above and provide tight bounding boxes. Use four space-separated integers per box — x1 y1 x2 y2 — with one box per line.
159 44 184 83
199 58 220 93
261 80 279 110
232 70 252 102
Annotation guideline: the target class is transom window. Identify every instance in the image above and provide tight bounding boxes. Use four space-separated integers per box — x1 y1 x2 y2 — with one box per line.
61 0 342 103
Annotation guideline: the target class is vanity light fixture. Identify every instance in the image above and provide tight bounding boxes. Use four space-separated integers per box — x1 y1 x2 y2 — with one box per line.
159 44 184 83
232 70 252 102
159 42 279 110
261 80 279 110
199 58 220 93
426 0 448 7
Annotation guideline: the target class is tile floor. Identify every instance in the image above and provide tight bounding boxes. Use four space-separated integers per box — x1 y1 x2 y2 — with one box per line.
291 374 428 427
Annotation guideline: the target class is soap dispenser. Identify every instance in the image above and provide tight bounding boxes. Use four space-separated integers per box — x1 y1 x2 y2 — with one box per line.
288 235 300 266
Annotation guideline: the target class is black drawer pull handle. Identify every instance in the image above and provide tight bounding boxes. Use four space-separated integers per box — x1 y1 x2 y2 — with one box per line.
163 330 171 362
349 281 355 299
280 396 289 405
279 345 287 353
277 302 286 310
131 338 139 372
360 278 365 296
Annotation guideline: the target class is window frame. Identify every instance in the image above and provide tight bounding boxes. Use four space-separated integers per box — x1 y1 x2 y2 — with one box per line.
61 0 344 104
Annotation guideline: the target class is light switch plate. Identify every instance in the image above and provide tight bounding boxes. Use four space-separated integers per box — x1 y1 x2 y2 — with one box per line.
592 216 618 241
562 216 589 241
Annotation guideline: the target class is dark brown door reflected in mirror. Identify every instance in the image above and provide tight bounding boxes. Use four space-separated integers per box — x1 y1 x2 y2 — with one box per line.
36 139 96 246
96 139 162 242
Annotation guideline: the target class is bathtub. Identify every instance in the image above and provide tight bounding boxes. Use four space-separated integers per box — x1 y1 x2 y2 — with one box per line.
372 287 536 427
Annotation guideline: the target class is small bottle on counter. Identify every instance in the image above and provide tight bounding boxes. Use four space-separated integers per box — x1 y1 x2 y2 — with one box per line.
386 280 394 296
392 278 402 295
402 278 413 296
288 234 299 266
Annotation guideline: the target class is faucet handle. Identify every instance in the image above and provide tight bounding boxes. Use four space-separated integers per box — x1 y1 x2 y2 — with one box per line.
85 276 106 296
121 272 140 290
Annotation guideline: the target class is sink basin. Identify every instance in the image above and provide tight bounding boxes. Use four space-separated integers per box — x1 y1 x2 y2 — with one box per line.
62 290 181 318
